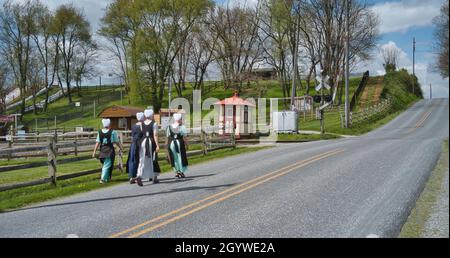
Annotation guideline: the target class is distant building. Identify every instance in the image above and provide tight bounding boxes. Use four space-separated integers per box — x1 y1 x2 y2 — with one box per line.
250 68 277 80
99 105 144 130
158 108 186 130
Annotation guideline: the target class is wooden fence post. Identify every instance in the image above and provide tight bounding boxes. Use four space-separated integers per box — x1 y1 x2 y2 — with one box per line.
231 127 236 149
7 138 12 161
201 130 208 155
74 140 78 156
48 136 57 186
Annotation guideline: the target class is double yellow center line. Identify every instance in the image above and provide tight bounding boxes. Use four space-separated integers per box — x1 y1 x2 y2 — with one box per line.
109 148 345 238
406 108 433 134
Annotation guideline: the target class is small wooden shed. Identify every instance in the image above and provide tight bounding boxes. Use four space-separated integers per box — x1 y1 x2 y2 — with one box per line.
99 105 144 130
214 92 256 137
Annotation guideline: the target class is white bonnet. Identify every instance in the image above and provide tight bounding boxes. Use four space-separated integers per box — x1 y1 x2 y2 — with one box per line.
136 112 144 121
144 109 153 118
173 113 182 121
102 119 111 128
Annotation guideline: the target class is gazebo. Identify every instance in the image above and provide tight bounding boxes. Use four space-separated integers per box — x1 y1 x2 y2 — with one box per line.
214 92 256 137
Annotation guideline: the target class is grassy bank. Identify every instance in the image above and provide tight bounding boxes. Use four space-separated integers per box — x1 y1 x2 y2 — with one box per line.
300 70 422 136
399 140 449 238
0 146 269 212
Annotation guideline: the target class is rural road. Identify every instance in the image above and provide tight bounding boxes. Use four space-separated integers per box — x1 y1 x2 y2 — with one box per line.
0 99 448 238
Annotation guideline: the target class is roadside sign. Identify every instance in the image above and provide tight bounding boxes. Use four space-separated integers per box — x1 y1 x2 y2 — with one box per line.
315 75 330 91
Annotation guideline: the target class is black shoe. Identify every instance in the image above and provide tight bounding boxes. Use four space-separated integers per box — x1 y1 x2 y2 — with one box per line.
149 178 153 182
180 173 186 178
136 177 143 187
153 177 160 184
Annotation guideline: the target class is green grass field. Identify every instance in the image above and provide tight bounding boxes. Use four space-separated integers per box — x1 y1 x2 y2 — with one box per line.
0 146 269 212
14 78 366 132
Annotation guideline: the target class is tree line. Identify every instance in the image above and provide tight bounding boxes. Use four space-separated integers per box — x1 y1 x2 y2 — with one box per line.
0 0 96 115
1 0 381 115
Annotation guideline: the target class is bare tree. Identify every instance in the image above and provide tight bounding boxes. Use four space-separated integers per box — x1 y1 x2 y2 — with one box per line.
0 62 10 114
206 3 264 93
99 0 139 94
380 44 400 73
27 53 44 115
189 27 217 91
433 1 449 78
172 34 194 97
303 0 379 100
31 1 56 111
0 0 39 115
73 42 98 97
51 4 92 103
257 0 295 108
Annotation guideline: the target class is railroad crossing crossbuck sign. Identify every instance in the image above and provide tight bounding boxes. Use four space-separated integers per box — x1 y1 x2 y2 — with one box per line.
315 75 332 110
315 75 330 92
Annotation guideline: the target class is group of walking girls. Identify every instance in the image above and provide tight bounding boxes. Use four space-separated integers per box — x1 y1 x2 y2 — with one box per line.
92 109 189 186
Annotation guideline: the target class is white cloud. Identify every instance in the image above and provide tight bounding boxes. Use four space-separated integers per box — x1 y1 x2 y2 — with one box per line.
371 0 442 34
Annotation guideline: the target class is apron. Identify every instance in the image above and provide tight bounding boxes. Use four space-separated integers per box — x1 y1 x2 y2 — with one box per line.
167 125 188 170
136 121 160 179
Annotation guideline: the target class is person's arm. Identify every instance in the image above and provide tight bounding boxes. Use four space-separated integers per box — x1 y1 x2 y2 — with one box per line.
92 142 100 158
154 132 160 152
154 123 160 152
113 131 123 153
164 127 169 148
182 126 188 150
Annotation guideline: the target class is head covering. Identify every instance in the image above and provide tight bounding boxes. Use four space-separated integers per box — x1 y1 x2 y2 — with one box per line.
102 119 111 128
144 109 153 118
136 112 144 121
173 113 182 121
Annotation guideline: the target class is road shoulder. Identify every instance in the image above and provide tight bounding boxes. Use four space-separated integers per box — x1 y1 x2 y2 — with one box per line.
399 140 449 238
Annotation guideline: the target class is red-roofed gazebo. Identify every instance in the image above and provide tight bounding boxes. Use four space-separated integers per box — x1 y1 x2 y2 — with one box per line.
214 92 255 137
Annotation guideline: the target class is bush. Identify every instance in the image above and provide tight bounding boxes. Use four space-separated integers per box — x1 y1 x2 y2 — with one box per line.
382 69 423 111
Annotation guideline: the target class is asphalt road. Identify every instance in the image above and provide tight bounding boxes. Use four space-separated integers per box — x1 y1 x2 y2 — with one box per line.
0 99 448 238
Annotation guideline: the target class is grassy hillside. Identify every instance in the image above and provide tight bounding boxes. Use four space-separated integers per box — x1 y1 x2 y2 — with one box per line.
14 79 359 132
13 72 420 135
381 69 423 111
300 70 422 135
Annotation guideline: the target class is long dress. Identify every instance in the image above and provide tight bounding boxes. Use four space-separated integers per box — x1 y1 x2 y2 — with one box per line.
136 120 159 179
96 129 119 182
167 124 188 173
126 123 141 179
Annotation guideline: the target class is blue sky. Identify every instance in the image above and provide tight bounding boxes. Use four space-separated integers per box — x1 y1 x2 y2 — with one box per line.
1 0 448 98
363 0 448 98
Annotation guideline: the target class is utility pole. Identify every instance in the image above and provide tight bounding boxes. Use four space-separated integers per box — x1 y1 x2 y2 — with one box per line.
412 37 416 95
344 0 350 128
168 74 172 119
429 83 432 99
291 8 300 111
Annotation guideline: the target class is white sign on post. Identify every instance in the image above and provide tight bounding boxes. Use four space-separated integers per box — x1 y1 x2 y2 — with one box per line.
160 116 171 130
315 75 330 91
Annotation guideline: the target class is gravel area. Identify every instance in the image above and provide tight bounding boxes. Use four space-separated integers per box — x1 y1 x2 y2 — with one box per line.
423 161 449 238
